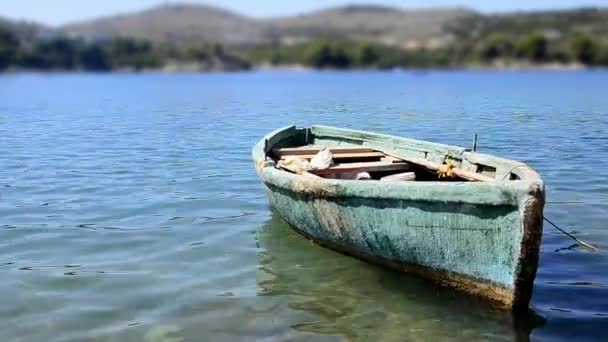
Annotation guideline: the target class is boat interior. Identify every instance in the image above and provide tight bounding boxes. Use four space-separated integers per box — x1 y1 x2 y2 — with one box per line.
258 126 540 183
270 145 496 183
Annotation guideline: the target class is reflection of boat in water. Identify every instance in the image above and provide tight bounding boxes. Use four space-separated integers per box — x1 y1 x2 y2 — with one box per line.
256 215 544 341
253 125 545 310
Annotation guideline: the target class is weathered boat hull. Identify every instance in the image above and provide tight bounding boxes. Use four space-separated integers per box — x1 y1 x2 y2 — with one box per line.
253 125 544 310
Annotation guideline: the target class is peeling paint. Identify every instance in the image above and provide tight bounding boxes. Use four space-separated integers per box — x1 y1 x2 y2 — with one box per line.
312 200 351 239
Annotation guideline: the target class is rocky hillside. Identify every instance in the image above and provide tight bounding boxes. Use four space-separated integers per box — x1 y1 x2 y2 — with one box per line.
62 4 267 46
4 3 607 72
446 7 608 41
61 3 476 49
269 5 475 48
0 17 49 43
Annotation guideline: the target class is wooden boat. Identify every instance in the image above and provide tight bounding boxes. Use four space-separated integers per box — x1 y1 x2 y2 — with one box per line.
252 125 545 311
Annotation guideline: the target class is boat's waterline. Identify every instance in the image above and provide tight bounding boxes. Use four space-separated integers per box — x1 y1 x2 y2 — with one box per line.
253 125 545 310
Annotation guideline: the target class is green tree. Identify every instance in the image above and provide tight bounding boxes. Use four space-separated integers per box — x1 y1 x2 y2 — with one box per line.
595 45 608 66
305 40 352 69
182 44 211 61
305 41 332 68
477 33 515 61
357 43 379 66
329 45 352 69
107 37 160 70
18 37 79 70
78 44 111 71
211 43 225 58
570 34 597 64
0 25 20 69
516 34 548 62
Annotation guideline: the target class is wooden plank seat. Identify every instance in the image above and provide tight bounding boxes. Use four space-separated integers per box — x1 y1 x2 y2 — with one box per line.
275 145 492 182
282 152 386 160
313 161 410 175
274 146 376 158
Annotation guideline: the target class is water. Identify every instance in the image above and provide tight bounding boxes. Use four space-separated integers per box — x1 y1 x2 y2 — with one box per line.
1 71 607 341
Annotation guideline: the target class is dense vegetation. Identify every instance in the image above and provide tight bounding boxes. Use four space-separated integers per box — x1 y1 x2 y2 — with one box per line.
249 32 608 69
447 8 608 40
247 40 455 69
0 23 250 71
2 12 608 72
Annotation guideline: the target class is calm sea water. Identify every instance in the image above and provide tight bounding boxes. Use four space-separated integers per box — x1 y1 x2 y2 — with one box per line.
1 71 607 341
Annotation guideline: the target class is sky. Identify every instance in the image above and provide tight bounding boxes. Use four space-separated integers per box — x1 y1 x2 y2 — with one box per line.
2 0 608 26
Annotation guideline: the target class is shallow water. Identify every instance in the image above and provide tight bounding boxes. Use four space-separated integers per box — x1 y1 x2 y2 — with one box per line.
1 71 607 341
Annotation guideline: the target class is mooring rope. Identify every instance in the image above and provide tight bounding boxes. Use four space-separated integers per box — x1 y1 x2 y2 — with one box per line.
499 164 529 181
469 137 601 253
543 216 603 253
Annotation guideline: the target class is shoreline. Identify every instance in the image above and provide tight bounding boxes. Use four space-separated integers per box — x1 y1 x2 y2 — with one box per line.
254 61 597 72
1 63 604 75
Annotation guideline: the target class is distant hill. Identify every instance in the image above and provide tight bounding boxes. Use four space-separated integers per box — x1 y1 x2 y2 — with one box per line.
62 4 267 46
61 3 477 48
268 5 475 48
0 17 50 42
446 7 608 41
61 4 608 49
3 3 608 72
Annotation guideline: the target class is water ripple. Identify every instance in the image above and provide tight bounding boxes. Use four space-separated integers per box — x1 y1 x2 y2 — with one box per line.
1 71 607 341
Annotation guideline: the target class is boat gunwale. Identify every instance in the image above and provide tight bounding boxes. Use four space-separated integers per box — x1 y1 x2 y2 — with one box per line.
309 125 543 183
253 125 544 206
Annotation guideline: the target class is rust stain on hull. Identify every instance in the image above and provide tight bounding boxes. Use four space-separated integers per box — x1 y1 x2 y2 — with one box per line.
293 178 338 197
311 200 351 239
289 224 516 309
512 186 545 311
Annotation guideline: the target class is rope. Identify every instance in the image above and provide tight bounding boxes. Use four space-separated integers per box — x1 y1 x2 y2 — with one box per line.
401 151 600 253
457 138 600 253
544 216 603 253
437 161 456 179
499 164 528 181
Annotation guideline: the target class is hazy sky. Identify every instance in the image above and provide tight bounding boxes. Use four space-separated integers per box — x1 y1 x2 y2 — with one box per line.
3 0 608 26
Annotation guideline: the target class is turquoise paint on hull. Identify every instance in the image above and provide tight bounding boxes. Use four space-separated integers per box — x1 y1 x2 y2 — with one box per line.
253 125 545 310
267 185 522 287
